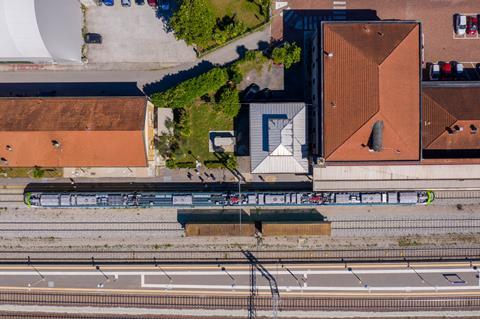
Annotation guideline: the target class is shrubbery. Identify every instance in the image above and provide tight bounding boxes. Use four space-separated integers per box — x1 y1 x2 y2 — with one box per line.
271 42 302 69
151 67 229 108
215 86 240 118
169 0 216 48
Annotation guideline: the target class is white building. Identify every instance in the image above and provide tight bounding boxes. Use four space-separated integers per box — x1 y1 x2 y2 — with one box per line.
0 0 83 64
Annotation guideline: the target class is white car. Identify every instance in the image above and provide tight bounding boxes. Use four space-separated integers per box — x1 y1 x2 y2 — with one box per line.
455 14 467 36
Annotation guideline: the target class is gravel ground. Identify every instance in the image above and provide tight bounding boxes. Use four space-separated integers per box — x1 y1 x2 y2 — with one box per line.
0 204 479 251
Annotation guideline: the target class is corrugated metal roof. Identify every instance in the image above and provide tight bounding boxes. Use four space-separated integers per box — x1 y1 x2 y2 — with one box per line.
322 22 420 162
250 103 308 173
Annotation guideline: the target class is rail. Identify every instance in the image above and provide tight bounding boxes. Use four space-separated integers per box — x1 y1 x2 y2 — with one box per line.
331 218 480 229
0 292 480 311
0 247 479 264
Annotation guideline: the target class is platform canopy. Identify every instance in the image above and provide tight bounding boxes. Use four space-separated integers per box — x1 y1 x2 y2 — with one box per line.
0 0 82 64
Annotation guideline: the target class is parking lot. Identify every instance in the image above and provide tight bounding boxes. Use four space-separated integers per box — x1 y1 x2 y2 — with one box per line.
86 2 196 64
273 0 480 63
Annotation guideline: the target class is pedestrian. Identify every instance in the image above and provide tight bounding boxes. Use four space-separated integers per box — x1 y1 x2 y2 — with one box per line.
187 172 192 180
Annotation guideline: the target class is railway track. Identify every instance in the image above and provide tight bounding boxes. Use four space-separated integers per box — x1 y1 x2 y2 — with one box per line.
434 190 480 200
0 292 479 311
331 218 480 229
1 247 479 263
0 222 183 232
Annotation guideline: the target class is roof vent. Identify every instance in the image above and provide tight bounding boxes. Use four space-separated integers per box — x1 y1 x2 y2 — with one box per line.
368 120 384 152
5 145 12 151
324 51 334 58
0 157 7 165
51 140 61 148
363 25 370 32
471 124 477 134
447 127 455 135
454 125 463 132
330 101 336 108
377 31 384 37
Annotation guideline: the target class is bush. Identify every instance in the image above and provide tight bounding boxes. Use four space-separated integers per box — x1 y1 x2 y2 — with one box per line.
165 159 176 169
244 50 258 61
271 42 302 69
213 18 247 45
32 167 45 179
216 86 240 118
228 66 243 84
151 67 229 108
169 0 216 48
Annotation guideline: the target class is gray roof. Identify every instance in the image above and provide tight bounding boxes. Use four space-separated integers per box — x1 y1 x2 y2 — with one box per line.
250 103 308 173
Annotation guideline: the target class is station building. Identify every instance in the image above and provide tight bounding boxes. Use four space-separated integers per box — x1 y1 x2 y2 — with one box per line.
309 20 480 190
0 97 155 177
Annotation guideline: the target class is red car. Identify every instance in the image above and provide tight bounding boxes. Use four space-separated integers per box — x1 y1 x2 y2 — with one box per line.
439 61 452 80
147 0 157 6
467 16 478 35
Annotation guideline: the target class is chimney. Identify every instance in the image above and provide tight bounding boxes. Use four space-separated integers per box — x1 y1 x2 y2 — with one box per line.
369 120 384 152
471 124 477 134
0 157 7 165
5 145 12 151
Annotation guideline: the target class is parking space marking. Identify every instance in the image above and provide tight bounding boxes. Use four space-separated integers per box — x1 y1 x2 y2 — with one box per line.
333 0 347 10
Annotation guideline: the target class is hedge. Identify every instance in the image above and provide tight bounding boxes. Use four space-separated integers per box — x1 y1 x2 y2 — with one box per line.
151 67 229 108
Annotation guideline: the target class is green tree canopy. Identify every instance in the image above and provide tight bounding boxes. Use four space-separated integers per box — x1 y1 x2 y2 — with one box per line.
151 67 229 108
169 0 216 48
271 42 302 69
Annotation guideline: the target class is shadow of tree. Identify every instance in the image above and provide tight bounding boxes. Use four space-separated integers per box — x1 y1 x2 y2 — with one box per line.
142 60 215 95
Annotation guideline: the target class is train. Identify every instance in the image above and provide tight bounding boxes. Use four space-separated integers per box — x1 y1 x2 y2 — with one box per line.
24 190 434 208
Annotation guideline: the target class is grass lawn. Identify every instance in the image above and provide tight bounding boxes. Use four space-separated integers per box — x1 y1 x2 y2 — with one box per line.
0 168 63 178
208 0 265 29
174 102 234 164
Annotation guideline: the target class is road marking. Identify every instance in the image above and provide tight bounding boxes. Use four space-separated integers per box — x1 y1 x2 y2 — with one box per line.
0 268 475 276
0 262 476 271
333 0 347 9
141 283 480 292
275 1 288 10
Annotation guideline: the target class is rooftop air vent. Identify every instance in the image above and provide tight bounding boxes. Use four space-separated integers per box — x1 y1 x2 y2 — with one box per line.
5 145 12 151
0 157 7 165
471 124 477 134
51 140 61 148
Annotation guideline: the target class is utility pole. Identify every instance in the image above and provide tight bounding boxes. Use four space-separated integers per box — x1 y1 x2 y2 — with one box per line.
243 250 280 319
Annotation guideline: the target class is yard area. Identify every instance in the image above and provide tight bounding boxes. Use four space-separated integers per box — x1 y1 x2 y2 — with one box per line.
208 0 266 29
172 103 234 166
0 168 62 178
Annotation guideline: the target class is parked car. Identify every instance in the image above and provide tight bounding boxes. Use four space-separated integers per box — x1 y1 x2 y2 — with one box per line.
159 0 169 10
427 63 440 81
439 61 452 80
121 0 131 6
102 0 114 5
467 16 478 35
455 14 467 36
451 61 465 80
84 33 103 44
135 0 145 4
147 0 157 7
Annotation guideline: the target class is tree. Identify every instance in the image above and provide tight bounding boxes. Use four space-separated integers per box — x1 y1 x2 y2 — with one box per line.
150 67 229 108
215 86 240 118
169 0 216 48
271 42 302 69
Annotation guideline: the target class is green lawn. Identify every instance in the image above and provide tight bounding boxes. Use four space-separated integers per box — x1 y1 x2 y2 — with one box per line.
208 0 265 29
0 168 62 178
174 102 234 165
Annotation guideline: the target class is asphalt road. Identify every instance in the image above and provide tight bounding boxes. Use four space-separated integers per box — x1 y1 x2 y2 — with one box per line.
1 261 479 297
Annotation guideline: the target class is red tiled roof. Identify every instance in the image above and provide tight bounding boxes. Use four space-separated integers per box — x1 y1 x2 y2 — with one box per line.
0 97 148 167
422 86 480 150
322 22 420 162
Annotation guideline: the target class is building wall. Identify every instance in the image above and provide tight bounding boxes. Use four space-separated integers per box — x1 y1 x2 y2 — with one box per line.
310 31 321 157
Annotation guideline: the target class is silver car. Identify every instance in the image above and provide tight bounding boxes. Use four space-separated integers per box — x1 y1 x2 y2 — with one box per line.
121 0 131 6
455 14 467 36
